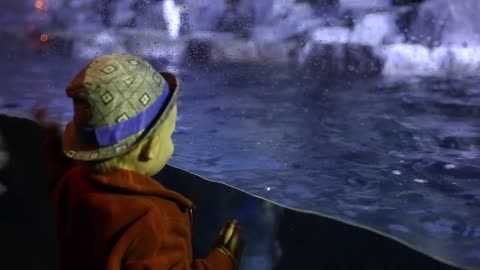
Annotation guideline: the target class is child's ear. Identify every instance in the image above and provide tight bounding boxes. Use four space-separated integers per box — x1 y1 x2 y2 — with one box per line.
138 135 158 162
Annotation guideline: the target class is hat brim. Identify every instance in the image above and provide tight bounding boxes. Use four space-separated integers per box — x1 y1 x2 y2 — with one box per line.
62 72 179 161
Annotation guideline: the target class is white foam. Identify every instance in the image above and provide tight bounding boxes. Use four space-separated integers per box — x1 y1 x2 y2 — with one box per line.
350 13 403 46
392 170 402 175
413 179 428 183
163 0 182 40
310 27 351 44
444 164 456 170
379 44 480 76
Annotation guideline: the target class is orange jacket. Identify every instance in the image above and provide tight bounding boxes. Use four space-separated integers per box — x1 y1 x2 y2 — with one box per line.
49 165 234 270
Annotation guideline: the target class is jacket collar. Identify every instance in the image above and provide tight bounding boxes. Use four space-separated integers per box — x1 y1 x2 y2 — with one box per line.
75 166 194 209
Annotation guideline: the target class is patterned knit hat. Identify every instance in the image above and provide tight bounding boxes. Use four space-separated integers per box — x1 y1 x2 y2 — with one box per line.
62 53 179 161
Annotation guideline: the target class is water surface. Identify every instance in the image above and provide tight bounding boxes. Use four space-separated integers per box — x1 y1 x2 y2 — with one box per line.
1 55 479 269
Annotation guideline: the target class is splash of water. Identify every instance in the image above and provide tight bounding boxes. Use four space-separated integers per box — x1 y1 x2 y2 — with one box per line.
162 0 182 40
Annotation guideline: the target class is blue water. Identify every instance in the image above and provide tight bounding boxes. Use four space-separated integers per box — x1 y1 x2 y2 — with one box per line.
1 54 480 269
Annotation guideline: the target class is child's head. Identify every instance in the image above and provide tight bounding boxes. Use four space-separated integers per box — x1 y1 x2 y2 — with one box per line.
88 104 177 175
62 53 179 176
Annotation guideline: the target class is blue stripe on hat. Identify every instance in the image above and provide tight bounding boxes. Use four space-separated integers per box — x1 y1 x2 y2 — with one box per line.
78 83 170 147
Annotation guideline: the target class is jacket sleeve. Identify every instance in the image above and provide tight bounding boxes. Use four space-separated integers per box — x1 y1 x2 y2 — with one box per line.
124 212 236 270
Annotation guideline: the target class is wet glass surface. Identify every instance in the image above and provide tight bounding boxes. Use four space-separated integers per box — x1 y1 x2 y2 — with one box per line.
0 54 480 269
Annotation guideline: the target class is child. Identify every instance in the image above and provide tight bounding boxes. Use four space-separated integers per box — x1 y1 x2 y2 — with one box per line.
42 53 244 270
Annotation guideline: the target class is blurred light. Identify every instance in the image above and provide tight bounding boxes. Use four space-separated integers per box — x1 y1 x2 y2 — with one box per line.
40 34 49 42
34 1 43 9
34 0 48 11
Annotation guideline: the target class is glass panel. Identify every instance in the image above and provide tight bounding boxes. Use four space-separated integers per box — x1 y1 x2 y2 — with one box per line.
1 1 479 269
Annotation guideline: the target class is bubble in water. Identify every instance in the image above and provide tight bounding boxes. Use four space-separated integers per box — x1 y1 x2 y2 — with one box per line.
413 179 428 183
444 164 456 170
392 170 402 175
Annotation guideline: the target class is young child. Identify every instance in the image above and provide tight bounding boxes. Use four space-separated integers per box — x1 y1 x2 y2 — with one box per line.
43 53 244 270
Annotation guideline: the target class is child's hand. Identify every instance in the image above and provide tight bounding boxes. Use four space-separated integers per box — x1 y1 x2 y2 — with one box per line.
212 219 245 268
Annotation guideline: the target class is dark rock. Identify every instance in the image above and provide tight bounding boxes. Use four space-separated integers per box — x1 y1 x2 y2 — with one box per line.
183 33 260 63
408 0 480 46
299 42 383 75
236 0 296 26
250 3 320 43
392 0 425 5
186 0 227 32
124 30 185 62
184 38 212 63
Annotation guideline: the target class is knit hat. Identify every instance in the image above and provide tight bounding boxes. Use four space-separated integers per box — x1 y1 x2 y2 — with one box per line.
62 53 179 161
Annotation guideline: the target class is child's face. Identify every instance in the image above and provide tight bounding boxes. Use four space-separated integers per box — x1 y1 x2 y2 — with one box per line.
143 105 177 176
